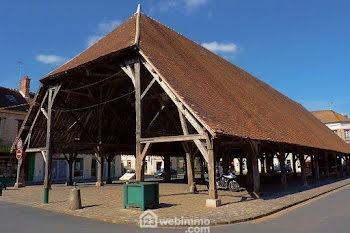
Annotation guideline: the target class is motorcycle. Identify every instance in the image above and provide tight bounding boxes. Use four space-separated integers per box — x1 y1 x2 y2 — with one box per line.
206 171 240 192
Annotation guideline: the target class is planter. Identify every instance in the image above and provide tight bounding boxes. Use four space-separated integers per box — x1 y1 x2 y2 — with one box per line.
123 182 159 210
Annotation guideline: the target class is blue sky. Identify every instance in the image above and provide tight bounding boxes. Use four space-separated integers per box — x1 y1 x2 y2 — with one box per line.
0 0 349 115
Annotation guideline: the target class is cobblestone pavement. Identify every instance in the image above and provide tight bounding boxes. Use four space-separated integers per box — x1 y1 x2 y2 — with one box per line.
1 178 350 227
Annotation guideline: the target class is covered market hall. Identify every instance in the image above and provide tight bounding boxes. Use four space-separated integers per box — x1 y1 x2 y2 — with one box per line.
13 6 350 208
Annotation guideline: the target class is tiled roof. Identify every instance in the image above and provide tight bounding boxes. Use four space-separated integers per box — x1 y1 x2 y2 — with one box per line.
0 87 32 112
36 12 350 154
312 110 350 124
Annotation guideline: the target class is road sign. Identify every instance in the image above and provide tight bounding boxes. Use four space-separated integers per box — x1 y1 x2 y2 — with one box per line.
16 139 23 151
16 149 22 160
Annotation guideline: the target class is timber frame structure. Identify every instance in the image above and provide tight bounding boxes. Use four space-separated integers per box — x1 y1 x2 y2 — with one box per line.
13 6 350 207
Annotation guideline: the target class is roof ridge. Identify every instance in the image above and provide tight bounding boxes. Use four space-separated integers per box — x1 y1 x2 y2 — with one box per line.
134 4 141 46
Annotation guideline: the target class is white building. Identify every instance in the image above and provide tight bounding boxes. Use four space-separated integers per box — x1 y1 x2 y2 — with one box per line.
32 154 122 182
121 155 179 175
312 110 350 144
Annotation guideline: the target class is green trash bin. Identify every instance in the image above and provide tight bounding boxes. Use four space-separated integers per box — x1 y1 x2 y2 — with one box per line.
123 182 159 211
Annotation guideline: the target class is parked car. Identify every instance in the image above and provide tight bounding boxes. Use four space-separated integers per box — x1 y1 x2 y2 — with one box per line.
153 169 177 178
125 168 135 174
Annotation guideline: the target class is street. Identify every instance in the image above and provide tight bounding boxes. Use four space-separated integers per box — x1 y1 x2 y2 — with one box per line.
0 186 349 233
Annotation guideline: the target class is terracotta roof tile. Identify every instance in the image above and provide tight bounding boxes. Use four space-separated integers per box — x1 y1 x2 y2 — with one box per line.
39 13 350 154
312 110 350 124
44 14 137 78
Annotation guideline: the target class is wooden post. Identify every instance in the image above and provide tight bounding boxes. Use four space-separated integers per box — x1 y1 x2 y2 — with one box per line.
339 155 344 177
246 157 253 188
200 156 205 179
163 155 171 182
239 157 244 176
324 151 330 178
292 153 297 178
134 59 143 182
249 141 261 197
185 148 196 193
96 154 104 186
333 152 339 178
310 155 315 178
299 154 308 187
278 150 287 190
43 87 54 189
314 155 320 184
205 138 221 207
266 154 272 174
178 109 197 193
96 90 104 186
260 154 265 174
346 156 350 176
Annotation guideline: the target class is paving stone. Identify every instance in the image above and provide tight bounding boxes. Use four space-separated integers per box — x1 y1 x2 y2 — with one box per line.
1 178 349 227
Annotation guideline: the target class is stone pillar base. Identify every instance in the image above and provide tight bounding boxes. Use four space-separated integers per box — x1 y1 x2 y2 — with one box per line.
95 181 104 187
205 199 221 208
14 182 25 189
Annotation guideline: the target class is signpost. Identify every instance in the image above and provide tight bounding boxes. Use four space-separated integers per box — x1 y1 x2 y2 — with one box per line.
14 139 23 188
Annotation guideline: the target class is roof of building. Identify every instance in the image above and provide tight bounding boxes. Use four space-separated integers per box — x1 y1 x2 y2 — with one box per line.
29 11 350 154
0 86 33 112
312 110 350 124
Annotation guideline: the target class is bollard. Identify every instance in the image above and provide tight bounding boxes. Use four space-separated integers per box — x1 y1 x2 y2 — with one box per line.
69 186 82 210
43 187 49 203
0 182 3 196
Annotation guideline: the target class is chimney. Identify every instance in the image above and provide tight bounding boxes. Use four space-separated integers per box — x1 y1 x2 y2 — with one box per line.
19 75 30 98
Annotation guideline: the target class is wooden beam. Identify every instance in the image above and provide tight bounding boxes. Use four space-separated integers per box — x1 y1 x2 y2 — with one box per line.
24 91 48 146
248 140 261 197
145 104 165 132
41 107 48 119
120 64 135 87
178 109 208 162
134 58 143 182
25 147 46 152
140 134 206 144
141 58 208 135
141 77 156 99
141 142 151 160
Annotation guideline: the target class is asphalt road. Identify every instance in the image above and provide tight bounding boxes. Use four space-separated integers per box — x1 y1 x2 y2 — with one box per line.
1 186 350 233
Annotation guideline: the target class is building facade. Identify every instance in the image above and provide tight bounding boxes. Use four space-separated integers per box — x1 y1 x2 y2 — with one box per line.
312 110 350 144
33 154 122 183
0 76 32 182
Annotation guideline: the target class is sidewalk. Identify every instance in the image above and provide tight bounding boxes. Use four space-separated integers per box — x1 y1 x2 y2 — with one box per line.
1 177 349 226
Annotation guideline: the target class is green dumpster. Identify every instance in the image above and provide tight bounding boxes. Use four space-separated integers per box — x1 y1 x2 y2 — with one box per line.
123 182 159 211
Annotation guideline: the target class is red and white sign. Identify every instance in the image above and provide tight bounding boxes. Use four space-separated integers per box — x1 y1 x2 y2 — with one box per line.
16 149 22 160
16 139 23 151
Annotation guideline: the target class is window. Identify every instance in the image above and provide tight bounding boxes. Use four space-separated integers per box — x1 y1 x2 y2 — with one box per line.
345 130 350 140
5 95 17 103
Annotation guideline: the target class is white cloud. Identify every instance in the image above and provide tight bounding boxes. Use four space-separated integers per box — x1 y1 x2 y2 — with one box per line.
97 20 122 34
185 0 207 9
86 19 122 47
151 0 207 12
158 0 179 12
86 35 103 47
202 41 238 54
36 54 67 65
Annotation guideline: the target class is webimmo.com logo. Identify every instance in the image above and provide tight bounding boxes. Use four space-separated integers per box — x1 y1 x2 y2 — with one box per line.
139 210 210 232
